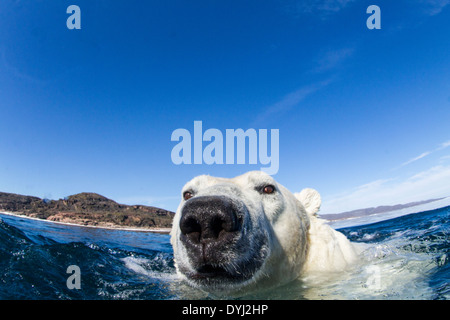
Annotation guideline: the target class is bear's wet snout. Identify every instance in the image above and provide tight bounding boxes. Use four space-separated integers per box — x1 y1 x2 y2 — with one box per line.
180 196 242 265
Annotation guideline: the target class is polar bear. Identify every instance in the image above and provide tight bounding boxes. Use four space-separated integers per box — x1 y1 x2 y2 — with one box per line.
170 171 358 296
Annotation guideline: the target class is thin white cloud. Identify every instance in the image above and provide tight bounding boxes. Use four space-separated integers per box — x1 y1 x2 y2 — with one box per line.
252 78 333 125
253 43 353 125
0 48 46 84
397 140 450 168
293 0 356 16
313 47 355 73
400 151 432 167
438 140 450 150
420 0 450 16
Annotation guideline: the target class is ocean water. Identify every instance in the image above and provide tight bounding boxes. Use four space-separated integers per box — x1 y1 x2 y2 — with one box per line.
0 204 448 300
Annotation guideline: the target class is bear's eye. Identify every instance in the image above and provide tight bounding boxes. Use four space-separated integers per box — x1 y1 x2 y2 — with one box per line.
259 185 275 194
183 191 194 201
263 185 275 194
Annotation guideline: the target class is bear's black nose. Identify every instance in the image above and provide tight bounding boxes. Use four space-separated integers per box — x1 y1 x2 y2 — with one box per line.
179 195 242 266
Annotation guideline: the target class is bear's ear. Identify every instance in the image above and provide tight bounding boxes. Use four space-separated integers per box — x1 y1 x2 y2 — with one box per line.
294 188 321 216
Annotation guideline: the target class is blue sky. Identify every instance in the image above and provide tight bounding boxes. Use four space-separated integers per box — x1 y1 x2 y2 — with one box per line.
0 0 449 214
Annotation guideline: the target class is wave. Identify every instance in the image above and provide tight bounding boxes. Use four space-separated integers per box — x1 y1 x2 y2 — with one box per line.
0 205 449 299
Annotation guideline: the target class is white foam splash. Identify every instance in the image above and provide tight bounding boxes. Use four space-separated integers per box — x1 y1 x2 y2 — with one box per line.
121 255 178 281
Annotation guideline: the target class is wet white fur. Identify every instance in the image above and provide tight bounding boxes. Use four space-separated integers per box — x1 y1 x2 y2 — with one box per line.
171 171 359 294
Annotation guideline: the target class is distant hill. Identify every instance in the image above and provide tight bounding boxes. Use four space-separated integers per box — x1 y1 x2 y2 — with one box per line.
321 197 445 221
0 191 175 230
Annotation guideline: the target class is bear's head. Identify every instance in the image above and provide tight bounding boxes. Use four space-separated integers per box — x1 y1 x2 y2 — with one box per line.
170 171 321 296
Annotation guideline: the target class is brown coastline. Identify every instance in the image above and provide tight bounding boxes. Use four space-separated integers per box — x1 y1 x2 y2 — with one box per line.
0 211 171 233
0 191 175 233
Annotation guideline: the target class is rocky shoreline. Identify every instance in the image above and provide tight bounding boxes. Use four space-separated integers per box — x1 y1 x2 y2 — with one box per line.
0 191 175 233
0 211 171 233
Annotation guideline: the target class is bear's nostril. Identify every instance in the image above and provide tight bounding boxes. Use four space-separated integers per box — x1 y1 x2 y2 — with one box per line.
180 216 202 243
211 216 223 235
180 216 201 234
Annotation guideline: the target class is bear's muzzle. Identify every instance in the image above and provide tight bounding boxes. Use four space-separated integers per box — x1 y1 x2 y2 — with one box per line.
179 195 243 271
